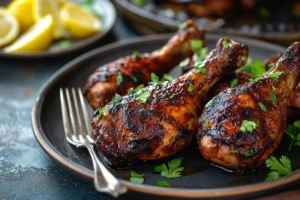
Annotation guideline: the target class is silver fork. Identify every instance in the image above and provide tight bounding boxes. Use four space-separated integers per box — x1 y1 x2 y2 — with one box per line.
60 88 127 197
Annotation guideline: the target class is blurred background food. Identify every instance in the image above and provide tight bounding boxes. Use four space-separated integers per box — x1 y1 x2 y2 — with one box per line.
0 0 103 53
114 0 300 44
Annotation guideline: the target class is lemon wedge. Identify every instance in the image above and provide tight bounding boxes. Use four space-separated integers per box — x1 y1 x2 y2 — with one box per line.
33 0 64 39
61 2 102 38
0 8 20 47
4 15 54 52
7 0 34 32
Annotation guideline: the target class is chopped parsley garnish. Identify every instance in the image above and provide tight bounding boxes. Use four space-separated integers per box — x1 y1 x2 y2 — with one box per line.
204 96 216 108
194 61 207 73
116 132 121 136
132 0 145 6
154 181 171 188
162 74 174 82
154 157 184 179
190 39 203 53
179 58 190 68
96 107 105 121
112 94 122 104
59 40 72 49
268 71 283 82
269 92 277 103
244 148 254 157
133 50 140 58
231 150 238 154
285 120 300 151
222 40 229 48
195 47 208 62
238 58 266 80
204 119 209 128
149 73 160 85
136 90 150 103
230 78 239 88
130 171 144 184
128 84 145 94
265 156 292 181
116 74 123 85
187 83 194 92
131 75 138 83
258 102 267 111
240 120 258 133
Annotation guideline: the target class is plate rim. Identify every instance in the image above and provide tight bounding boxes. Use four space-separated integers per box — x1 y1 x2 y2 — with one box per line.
113 0 300 41
31 34 300 198
0 0 116 59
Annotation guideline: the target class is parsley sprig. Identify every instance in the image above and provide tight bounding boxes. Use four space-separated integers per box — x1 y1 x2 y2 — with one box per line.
240 120 258 133
148 73 174 85
230 78 239 88
285 120 300 151
154 181 171 187
128 84 144 94
95 107 105 121
117 74 123 85
136 90 151 103
194 61 207 73
112 94 122 104
130 171 144 184
268 71 283 82
154 157 184 179
265 156 292 181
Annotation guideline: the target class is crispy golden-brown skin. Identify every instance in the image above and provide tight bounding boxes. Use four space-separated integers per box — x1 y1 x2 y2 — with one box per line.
92 38 248 166
198 42 300 171
84 20 205 109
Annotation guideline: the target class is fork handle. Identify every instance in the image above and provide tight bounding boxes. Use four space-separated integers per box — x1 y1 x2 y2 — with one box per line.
85 144 127 197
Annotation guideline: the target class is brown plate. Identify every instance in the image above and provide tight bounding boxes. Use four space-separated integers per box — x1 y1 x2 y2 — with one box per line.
113 0 300 45
31 34 300 199
0 0 116 58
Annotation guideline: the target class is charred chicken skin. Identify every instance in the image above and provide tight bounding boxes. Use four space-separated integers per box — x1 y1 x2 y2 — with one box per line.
92 38 248 166
84 20 205 109
197 42 300 171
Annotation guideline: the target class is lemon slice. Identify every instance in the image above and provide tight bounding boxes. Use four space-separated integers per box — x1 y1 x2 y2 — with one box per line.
33 0 64 39
7 0 34 32
0 8 20 47
4 15 54 52
61 2 102 38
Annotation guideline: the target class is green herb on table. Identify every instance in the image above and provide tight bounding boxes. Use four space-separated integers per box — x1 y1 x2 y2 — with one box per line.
194 61 207 73
258 102 267 111
132 0 145 6
112 94 122 104
117 74 123 85
154 157 184 179
136 90 150 104
187 83 194 92
285 120 300 151
265 156 292 181
240 120 258 133
130 171 144 184
190 39 203 53
133 50 140 58
222 40 229 48
96 107 105 121
59 40 72 49
154 181 171 187
230 78 239 88
268 71 283 82
179 58 190 68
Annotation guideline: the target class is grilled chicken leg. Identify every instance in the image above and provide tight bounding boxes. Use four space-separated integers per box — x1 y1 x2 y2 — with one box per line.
198 42 300 171
84 20 205 109
92 38 248 166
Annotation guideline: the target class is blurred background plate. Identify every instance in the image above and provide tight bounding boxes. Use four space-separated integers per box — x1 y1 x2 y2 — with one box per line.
32 34 300 199
0 0 116 58
113 0 300 45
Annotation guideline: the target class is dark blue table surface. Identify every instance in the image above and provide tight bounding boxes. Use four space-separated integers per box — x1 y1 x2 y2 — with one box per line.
0 17 299 200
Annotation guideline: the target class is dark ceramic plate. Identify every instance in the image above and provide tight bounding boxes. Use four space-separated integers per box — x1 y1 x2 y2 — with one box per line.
0 0 116 58
31 34 300 199
113 0 300 45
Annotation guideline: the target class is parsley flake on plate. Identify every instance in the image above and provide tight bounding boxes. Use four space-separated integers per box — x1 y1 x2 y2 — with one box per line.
154 157 184 179
95 107 105 121
187 83 194 92
258 102 267 111
285 120 300 151
154 181 171 188
59 40 72 49
136 90 150 103
265 156 292 181
268 71 283 82
230 78 239 88
240 120 258 133
130 171 144 184
190 39 203 53
112 94 122 104
116 74 123 85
